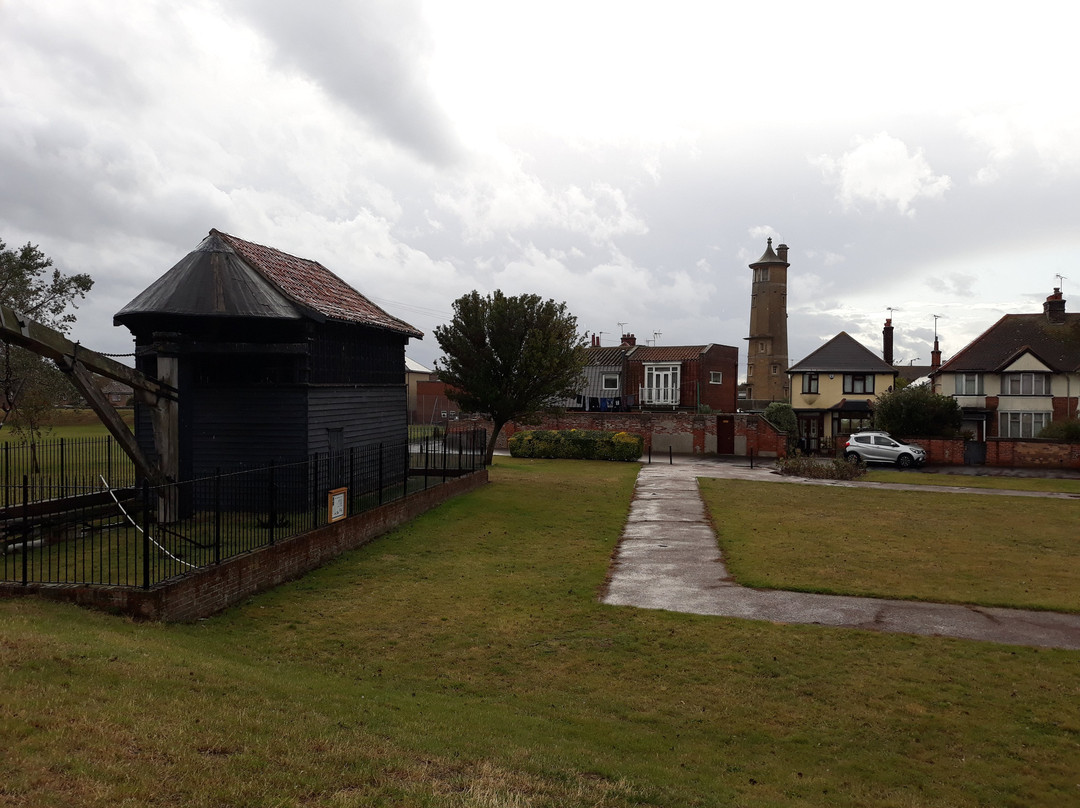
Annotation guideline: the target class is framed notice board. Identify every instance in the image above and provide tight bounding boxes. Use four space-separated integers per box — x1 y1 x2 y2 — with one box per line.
328 487 348 523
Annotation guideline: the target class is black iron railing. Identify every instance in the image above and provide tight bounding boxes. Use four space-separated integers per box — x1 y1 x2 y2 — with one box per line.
1 429 486 588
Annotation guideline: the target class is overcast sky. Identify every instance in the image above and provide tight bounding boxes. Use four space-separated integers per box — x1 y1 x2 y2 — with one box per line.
3 1 1078 377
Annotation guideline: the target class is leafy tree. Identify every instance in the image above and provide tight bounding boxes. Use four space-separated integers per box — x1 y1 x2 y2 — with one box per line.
1037 418 1080 442
762 401 798 452
434 290 587 464
873 383 962 437
0 239 93 446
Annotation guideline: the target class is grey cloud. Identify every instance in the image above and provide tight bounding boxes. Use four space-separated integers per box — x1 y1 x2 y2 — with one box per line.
226 0 462 166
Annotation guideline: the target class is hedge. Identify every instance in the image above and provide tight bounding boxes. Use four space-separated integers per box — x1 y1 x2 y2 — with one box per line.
508 429 644 461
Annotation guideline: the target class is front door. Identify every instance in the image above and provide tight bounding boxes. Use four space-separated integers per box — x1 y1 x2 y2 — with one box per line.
797 414 822 453
717 415 735 454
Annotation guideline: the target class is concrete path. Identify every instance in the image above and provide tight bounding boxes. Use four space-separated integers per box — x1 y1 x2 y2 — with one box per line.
601 458 1080 650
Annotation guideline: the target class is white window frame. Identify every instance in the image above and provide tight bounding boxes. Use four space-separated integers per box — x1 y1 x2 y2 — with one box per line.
709 371 723 384
1001 372 1050 396
956 373 982 395
601 373 619 391
642 364 680 405
999 411 1051 438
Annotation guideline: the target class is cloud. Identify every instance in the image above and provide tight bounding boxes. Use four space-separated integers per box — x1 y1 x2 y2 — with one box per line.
814 132 952 216
433 148 648 245
226 0 461 165
925 272 977 297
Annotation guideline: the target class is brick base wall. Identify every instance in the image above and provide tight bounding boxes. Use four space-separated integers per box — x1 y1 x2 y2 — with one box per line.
1 470 488 621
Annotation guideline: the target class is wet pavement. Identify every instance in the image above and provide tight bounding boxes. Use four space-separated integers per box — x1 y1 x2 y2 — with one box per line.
600 457 1080 650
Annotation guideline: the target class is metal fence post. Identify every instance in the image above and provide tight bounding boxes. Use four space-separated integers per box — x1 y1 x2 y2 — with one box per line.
268 460 276 546
21 475 28 586
378 443 384 505
214 468 222 565
141 480 151 590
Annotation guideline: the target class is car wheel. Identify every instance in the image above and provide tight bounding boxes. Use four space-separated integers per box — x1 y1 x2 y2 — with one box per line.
896 454 913 469
844 452 860 463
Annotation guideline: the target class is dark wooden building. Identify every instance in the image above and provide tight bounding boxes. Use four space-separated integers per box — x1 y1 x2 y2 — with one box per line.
114 229 423 479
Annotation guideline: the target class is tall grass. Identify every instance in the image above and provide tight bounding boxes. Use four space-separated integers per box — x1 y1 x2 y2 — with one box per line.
1 458 1078 807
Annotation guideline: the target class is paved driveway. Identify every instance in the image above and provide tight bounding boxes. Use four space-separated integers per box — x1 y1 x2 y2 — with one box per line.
600 458 1080 650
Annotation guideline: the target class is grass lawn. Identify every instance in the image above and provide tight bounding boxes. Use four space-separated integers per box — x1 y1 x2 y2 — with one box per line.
700 478 1080 613
864 469 1080 495
2 458 1079 807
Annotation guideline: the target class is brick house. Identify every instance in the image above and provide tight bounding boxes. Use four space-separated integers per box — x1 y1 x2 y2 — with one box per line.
931 288 1080 440
569 334 737 413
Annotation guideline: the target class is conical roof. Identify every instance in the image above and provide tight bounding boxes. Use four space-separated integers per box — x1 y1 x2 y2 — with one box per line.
114 232 303 326
749 237 789 269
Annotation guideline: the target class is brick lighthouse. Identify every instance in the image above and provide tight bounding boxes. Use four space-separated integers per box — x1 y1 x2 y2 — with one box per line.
744 238 789 405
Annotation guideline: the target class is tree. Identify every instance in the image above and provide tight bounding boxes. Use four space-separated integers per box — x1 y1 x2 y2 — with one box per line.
873 383 962 438
434 290 588 464
762 401 798 452
0 239 93 445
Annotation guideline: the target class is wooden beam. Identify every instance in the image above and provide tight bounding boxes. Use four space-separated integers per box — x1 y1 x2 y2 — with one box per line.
0 303 175 400
63 359 169 487
0 303 177 495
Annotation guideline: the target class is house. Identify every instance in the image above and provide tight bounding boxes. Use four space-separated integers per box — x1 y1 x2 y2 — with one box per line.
931 288 1080 440
569 337 634 411
406 357 437 423
786 332 898 452
114 229 423 479
98 380 133 407
570 334 738 413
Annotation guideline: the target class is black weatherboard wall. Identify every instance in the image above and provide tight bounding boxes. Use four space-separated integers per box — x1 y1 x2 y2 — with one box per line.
114 230 423 480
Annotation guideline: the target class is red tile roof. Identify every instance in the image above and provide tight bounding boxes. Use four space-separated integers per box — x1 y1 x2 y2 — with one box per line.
215 230 422 339
629 345 709 362
936 313 1080 374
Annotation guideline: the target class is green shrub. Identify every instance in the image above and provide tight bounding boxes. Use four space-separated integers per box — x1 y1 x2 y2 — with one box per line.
508 429 644 461
775 453 867 480
1037 419 1080 442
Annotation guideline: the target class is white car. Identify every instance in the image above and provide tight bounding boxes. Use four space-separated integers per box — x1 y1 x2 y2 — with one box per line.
844 431 926 468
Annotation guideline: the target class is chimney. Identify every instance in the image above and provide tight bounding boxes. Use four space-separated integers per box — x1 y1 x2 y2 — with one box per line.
882 318 894 366
1045 288 1067 324
621 333 636 347
590 333 599 347
931 337 941 372
777 243 789 263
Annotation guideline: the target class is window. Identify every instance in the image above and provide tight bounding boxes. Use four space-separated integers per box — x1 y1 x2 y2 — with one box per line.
602 373 619 390
758 341 766 353
843 374 874 394
956 373 982 395
1000 411 1051 438
802 373 819 394
748 364 754 377
709 371 723 384
642 364 680 405
753 267 769 283
1001 372 1050 396
771 364 779 375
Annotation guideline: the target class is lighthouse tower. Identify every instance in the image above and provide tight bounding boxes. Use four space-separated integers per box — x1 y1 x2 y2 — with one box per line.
744 238 789 405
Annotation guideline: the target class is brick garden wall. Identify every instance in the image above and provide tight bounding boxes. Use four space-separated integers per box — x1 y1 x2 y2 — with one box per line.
1 469 488 621
900 437 1080 469
985 438 1080 469
494 411 787 458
